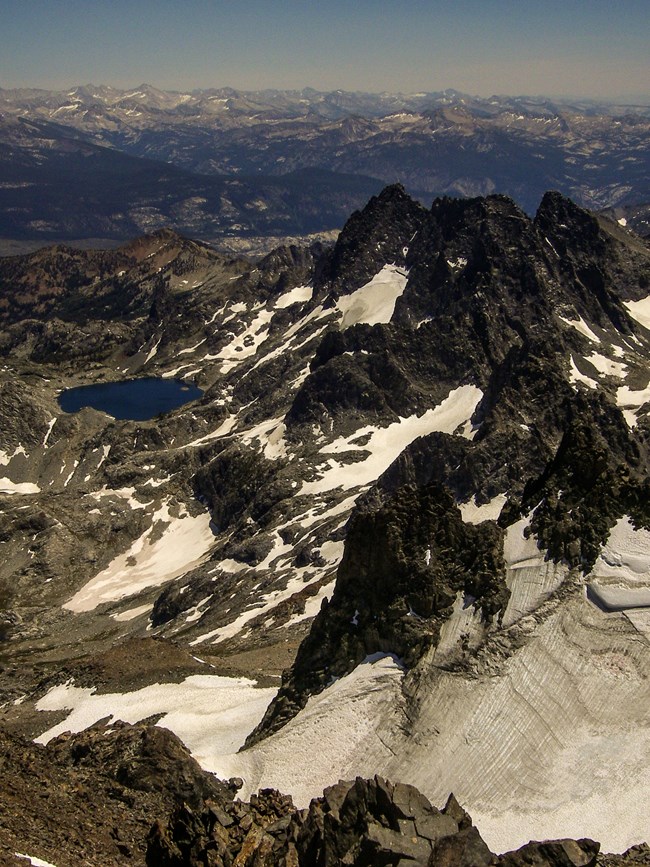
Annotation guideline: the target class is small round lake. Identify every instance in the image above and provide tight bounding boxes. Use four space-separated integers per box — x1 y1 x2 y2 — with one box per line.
58 377 203 421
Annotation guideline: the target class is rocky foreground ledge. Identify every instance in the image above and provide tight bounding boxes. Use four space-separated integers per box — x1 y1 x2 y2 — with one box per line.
0 721 647 867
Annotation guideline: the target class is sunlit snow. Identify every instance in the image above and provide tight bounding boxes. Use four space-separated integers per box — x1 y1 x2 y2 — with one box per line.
210 654 405 804
64 500 216 612
15 855 58 867
213 307 274 373
616 384 650 427
337 265 408 329
0 478 40 494
569 356 598 389
110 603 153 622
301 384 482 495
624 297 650 331
588 516 650 609
35 675 276 757
559 315 600 344
587 352 626 379
459 493 507 524
274 284 313 309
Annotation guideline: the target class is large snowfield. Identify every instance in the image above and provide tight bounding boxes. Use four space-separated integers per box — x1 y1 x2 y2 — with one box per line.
35 515 650 854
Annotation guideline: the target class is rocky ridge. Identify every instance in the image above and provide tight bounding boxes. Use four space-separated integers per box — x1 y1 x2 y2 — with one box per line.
1 719 647 866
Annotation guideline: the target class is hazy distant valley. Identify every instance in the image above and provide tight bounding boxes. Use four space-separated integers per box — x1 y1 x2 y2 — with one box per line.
1 85 649 253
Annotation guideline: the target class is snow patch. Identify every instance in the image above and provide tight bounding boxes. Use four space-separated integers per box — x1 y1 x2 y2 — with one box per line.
616 384 650 427
42 418 57 447
239 417 287 460
459 493 507 524
587 352 626 379
0 478 40 495
64 501 216 612
623 297 650 331
616 384 650 407
275 284 313 308
282 581 336 628
34 675 276 760
301 385 482 495
215 308 274 373
569 356 598 389
15 855 58 867
337 265 408 329
0 444 28 465
210 654 405 804
111 603 154 622
144 336 162 364
559 316 600 344
186 414 238 448
178 338 207 356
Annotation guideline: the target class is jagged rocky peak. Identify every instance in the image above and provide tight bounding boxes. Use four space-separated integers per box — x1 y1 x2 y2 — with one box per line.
397 193 551 331
245 185 650 754
535 190 650 306
405 190 631 333
313 183 427 297
536 188 603 234
288 187 634 437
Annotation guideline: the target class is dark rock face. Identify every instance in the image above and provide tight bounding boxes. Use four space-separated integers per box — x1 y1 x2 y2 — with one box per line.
247 483 508 745
51 722 233 809
516 393 647 570
192 444 281 532
598 846 650 866
146 787 296 867
499 839 600 867
249 186 650 743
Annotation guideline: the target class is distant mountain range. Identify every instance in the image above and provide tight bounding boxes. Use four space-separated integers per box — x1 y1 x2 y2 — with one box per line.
0 85 648 249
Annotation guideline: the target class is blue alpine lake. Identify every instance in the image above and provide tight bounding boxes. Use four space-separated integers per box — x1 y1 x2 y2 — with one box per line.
58 377 203 421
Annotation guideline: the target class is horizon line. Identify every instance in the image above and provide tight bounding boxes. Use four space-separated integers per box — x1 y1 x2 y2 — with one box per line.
1 81 649 107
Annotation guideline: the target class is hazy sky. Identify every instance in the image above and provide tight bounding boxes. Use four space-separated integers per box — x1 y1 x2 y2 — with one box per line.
2 0 648 100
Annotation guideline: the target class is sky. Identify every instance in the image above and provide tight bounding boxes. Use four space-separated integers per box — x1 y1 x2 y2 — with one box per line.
1 0 648 101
